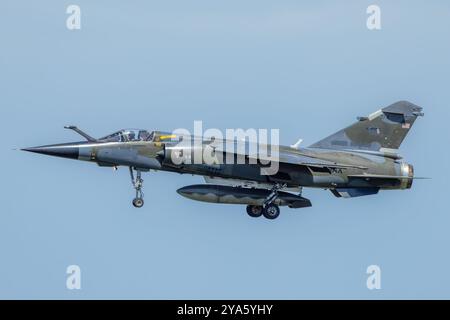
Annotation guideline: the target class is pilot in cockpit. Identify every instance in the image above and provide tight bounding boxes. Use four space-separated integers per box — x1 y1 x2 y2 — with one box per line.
139 131 150 141
127 132 135 141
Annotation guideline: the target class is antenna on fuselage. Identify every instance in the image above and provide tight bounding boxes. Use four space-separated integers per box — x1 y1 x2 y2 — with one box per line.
290 138 303 149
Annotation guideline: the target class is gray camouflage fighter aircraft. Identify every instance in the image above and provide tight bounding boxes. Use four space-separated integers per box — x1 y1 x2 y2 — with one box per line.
22 101 424 220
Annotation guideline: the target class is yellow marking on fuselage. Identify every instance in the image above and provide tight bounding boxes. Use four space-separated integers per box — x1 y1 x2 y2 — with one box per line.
159 134 176 140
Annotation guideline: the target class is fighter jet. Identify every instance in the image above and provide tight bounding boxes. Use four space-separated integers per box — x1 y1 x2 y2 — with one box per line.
22 101 424 220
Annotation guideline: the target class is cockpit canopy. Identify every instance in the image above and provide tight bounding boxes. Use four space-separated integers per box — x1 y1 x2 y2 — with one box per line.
100 129 151 142
99 129 181 143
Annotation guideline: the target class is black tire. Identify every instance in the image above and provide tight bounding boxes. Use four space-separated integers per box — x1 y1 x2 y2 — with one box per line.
263 204 280 220
246 205 263 218
132 198 144 208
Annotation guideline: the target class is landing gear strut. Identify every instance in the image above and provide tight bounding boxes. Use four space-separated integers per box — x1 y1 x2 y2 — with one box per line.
263 183 286 208
129 167 144 208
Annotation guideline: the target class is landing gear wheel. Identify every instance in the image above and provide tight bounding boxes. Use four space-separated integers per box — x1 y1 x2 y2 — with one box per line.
263 204 280 220
129 167 145 208
132 198 144 208
246 205 263 218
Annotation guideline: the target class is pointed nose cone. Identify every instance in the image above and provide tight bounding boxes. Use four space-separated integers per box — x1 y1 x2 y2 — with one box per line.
21 143 80 160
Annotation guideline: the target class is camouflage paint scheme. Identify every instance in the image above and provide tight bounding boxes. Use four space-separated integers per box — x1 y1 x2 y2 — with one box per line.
22 101 423 219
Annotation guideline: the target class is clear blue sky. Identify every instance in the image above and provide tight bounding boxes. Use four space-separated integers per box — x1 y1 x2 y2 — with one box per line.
1 0 449 299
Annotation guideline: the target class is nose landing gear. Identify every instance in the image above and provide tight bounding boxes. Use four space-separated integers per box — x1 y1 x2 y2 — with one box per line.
129 167 144 208
132 197 144 208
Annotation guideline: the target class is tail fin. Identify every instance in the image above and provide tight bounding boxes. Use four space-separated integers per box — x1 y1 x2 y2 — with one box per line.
309 101 424 153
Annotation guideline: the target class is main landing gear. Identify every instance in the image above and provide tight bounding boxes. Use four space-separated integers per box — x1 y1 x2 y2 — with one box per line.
246 204 280 220
129 167 144 208
245 183 286 220
246 205 264 218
